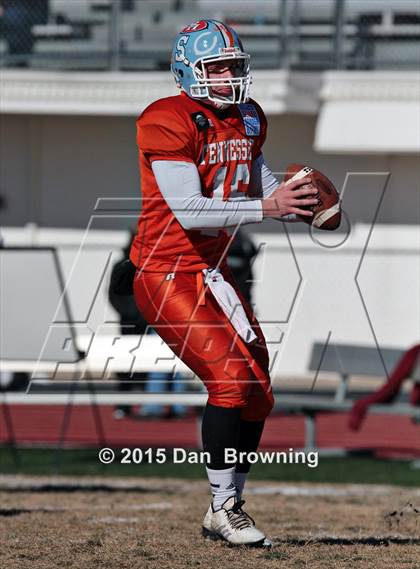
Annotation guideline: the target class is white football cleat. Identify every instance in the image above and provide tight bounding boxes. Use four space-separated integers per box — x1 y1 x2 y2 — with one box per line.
202 496 272 548
202 504 214 540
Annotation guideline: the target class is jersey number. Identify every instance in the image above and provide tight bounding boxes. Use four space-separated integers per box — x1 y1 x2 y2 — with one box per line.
212 164 250 199
200 164 250 236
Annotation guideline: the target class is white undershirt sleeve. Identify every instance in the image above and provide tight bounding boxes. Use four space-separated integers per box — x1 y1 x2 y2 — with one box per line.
152 160 263 230
249 154 298 222
249 154 278 198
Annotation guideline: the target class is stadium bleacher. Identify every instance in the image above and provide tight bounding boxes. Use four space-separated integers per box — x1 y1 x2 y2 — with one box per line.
0 0 419 70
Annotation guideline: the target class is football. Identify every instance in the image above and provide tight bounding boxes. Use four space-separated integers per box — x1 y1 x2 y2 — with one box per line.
284 164 341 230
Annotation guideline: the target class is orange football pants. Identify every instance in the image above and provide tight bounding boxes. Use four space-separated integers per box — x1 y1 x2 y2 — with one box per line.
133 266 274 422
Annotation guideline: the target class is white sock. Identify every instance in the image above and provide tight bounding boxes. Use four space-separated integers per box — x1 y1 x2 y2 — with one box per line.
234 471 248 498
206 466 237 511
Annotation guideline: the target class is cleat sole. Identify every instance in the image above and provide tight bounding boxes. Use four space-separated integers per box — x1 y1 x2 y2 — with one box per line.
202 527 272 548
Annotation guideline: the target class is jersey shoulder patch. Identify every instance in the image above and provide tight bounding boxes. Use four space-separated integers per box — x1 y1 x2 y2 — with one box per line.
238 103 261 136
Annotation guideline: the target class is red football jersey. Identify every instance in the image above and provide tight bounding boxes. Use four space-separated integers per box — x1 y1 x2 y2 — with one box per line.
130 92 267 272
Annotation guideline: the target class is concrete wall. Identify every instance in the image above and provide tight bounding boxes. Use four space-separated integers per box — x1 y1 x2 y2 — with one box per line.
0 115 139 229
1 113 419 232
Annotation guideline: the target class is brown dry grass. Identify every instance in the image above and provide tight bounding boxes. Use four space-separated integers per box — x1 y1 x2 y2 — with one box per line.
0 476 419 569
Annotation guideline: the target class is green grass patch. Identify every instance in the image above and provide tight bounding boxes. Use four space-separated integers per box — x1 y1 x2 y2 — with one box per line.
0 446 419 486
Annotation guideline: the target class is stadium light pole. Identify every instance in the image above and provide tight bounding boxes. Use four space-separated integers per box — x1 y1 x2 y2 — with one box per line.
109 0 122 70
333 0 345 69
280 0 290 70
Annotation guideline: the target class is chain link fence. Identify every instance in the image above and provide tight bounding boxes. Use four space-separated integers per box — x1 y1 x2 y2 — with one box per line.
0 0 419 70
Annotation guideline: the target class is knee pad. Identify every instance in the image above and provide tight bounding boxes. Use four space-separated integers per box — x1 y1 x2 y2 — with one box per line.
241 388 274 422
205 357 254 409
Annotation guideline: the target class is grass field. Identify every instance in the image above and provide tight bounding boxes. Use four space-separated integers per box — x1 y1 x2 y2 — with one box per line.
1 448 419 568
1 476 419 569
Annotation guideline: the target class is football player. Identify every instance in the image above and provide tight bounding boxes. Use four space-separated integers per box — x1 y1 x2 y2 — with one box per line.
130 19 319 547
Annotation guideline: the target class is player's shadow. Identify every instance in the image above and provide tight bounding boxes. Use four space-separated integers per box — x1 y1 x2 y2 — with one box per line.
1 483 176 494
0 508 60 517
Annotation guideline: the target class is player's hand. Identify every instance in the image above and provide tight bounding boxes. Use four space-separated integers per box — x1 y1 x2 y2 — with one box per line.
262 177 319 219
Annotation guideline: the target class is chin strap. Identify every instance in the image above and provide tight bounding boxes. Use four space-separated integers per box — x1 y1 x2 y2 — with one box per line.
210 100 230 110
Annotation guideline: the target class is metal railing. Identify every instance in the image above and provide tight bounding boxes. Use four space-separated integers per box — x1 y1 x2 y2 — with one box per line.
0 0 419 71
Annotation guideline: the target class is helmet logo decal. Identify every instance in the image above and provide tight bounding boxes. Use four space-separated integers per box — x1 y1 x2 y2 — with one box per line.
193 32 218 56
174 35 190 63
182 20 208 33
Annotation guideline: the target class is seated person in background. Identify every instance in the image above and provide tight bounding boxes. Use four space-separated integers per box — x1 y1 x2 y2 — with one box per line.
349 344 420 430
226 228 258 306
109 245 149 419
109 236 187 419
0 202 29 392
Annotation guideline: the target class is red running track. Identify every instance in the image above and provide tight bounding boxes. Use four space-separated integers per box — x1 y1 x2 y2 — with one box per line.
0 405 419 457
